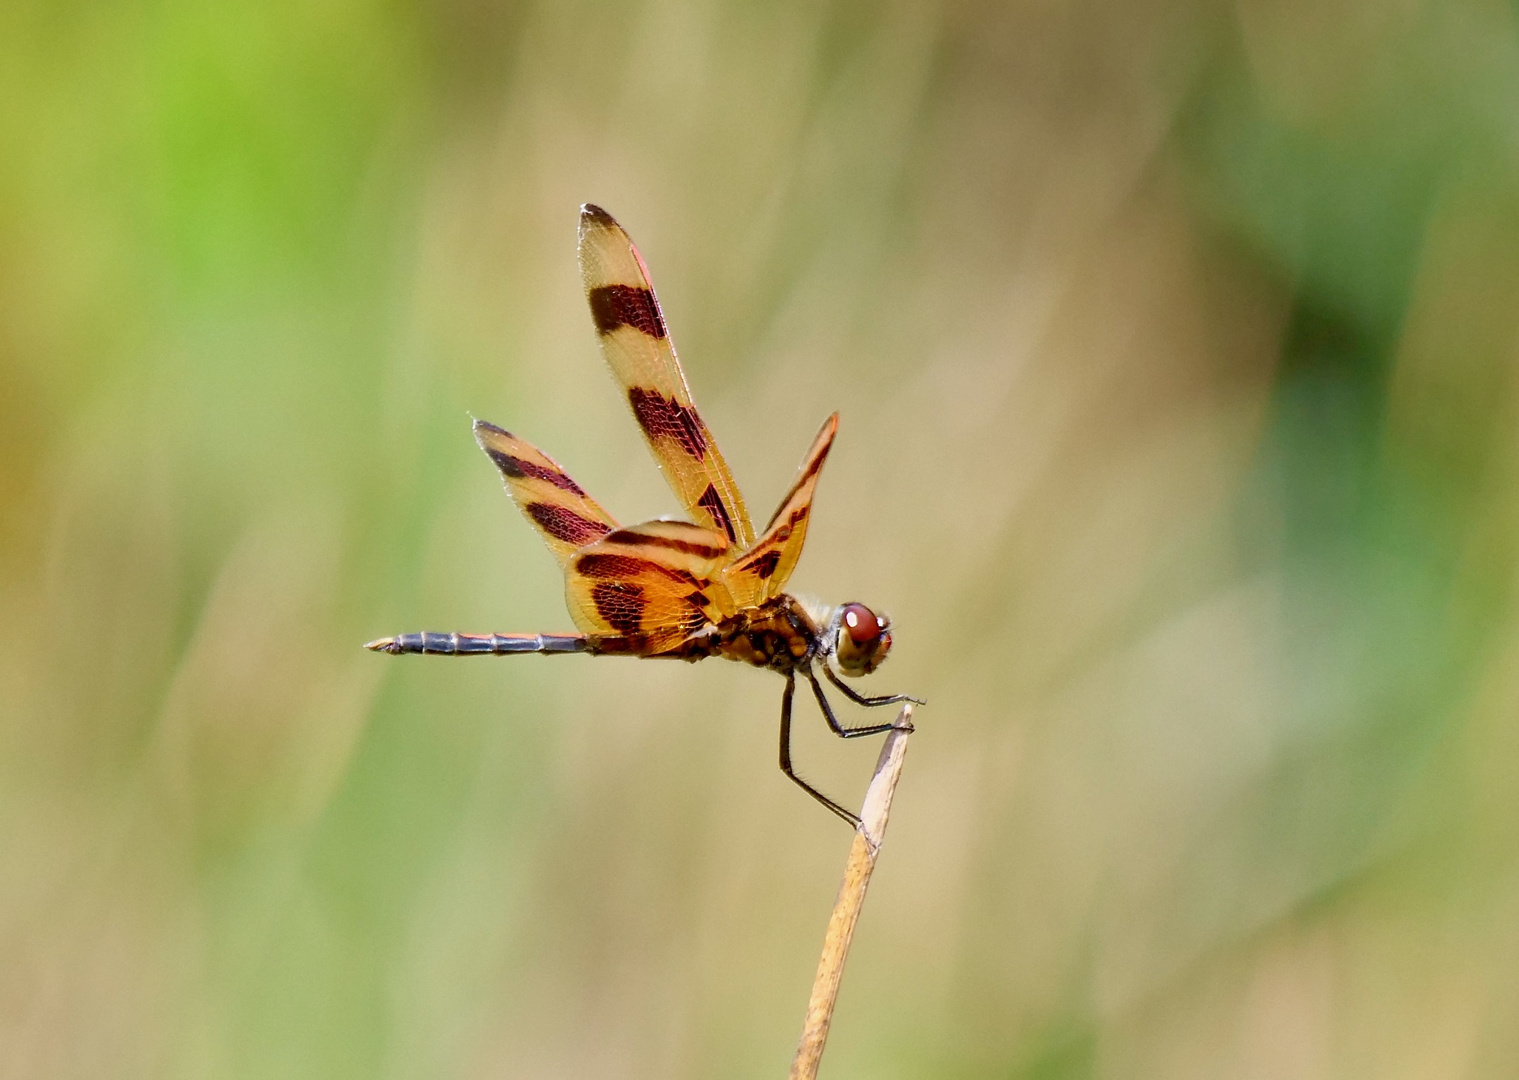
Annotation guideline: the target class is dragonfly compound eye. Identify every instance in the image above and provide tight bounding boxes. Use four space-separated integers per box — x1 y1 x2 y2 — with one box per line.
836 603 892 676
842 603 882 644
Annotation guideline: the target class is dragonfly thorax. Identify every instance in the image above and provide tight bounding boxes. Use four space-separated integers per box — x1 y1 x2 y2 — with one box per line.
709 595 821 673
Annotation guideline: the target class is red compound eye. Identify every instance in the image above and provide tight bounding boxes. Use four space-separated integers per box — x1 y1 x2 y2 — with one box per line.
841 603 882 645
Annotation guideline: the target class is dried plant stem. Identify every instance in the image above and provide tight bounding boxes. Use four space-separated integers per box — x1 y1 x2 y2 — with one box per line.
788 704 915 1080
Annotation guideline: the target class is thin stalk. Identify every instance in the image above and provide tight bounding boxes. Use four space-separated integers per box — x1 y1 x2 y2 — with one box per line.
789 704 915 1080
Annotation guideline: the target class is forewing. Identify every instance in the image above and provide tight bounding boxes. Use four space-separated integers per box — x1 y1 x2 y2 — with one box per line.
566 520 736 647
723 413 837 609
577 204 755 548
474 420 618 565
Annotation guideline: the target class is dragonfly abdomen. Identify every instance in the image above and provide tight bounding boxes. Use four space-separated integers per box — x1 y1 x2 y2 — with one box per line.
365 632 589 656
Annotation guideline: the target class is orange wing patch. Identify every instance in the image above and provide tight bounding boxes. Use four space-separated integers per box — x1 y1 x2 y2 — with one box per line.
578 204 755 549
475 420 618 565
566 519 736 647
723 413 837 609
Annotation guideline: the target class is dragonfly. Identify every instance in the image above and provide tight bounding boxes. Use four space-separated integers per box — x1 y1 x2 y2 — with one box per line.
367 204 919 826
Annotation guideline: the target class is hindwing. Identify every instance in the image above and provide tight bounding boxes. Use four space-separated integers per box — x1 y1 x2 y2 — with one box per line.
566 520 736 649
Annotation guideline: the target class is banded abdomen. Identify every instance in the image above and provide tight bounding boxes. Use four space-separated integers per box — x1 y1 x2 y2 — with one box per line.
365 632 589 656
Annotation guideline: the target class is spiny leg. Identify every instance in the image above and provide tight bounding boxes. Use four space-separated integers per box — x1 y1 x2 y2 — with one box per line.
822 663 925 708
779 674 860 828
807 670 900 739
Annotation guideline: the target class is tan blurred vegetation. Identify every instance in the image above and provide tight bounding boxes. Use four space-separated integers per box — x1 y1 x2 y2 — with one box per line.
5 0 1519 1077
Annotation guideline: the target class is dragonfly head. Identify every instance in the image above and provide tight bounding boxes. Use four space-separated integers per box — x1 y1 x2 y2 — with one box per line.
830 602 893 677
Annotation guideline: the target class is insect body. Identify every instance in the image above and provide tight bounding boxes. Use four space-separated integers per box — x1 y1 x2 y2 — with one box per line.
367 205 919 825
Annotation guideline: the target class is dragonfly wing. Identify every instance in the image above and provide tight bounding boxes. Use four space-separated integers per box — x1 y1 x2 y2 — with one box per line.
577 204 755 548
723 413 837 609
475 419 618 566
566 519 736 648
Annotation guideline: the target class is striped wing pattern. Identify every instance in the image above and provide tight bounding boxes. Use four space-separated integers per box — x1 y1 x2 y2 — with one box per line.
474 420 618 565
577 204 755 549
566 520 735 647
723 413 838 609
468 210 835 650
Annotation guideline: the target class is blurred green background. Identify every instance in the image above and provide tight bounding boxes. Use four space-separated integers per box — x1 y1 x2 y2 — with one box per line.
6 0 1519 1076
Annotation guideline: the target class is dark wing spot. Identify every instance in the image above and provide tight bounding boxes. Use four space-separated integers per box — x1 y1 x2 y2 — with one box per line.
697 483 737 543
527 504 610 546
743 550 782 579
487 449 586 495
592 581 645 634
589 285 667 338
685 590 710 607
797 440 833 486
628 387 707 461
487 448 525 477
577 552 698 585
765 451 831 528
604 526 723 559
766 501 812 532
581 204 618 229
577 552 645 579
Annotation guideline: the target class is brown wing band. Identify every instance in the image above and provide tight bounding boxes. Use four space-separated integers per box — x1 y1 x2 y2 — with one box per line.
589 285 667 339
527 503 612 546
697 484 737 543
484 447 588 495
577 552 701 587
602 527 726 559
628 387 708 461
591 581 646 634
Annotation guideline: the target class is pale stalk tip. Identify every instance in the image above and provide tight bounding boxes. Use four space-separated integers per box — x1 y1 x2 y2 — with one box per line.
790 702 915 1080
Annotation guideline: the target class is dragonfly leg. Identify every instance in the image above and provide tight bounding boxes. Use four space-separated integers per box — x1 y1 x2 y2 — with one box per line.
807 670 900 739
779 674 859 828
822 663 925 708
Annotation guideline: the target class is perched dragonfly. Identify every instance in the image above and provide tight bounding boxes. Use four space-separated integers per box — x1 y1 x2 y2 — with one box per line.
367 205 919 825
